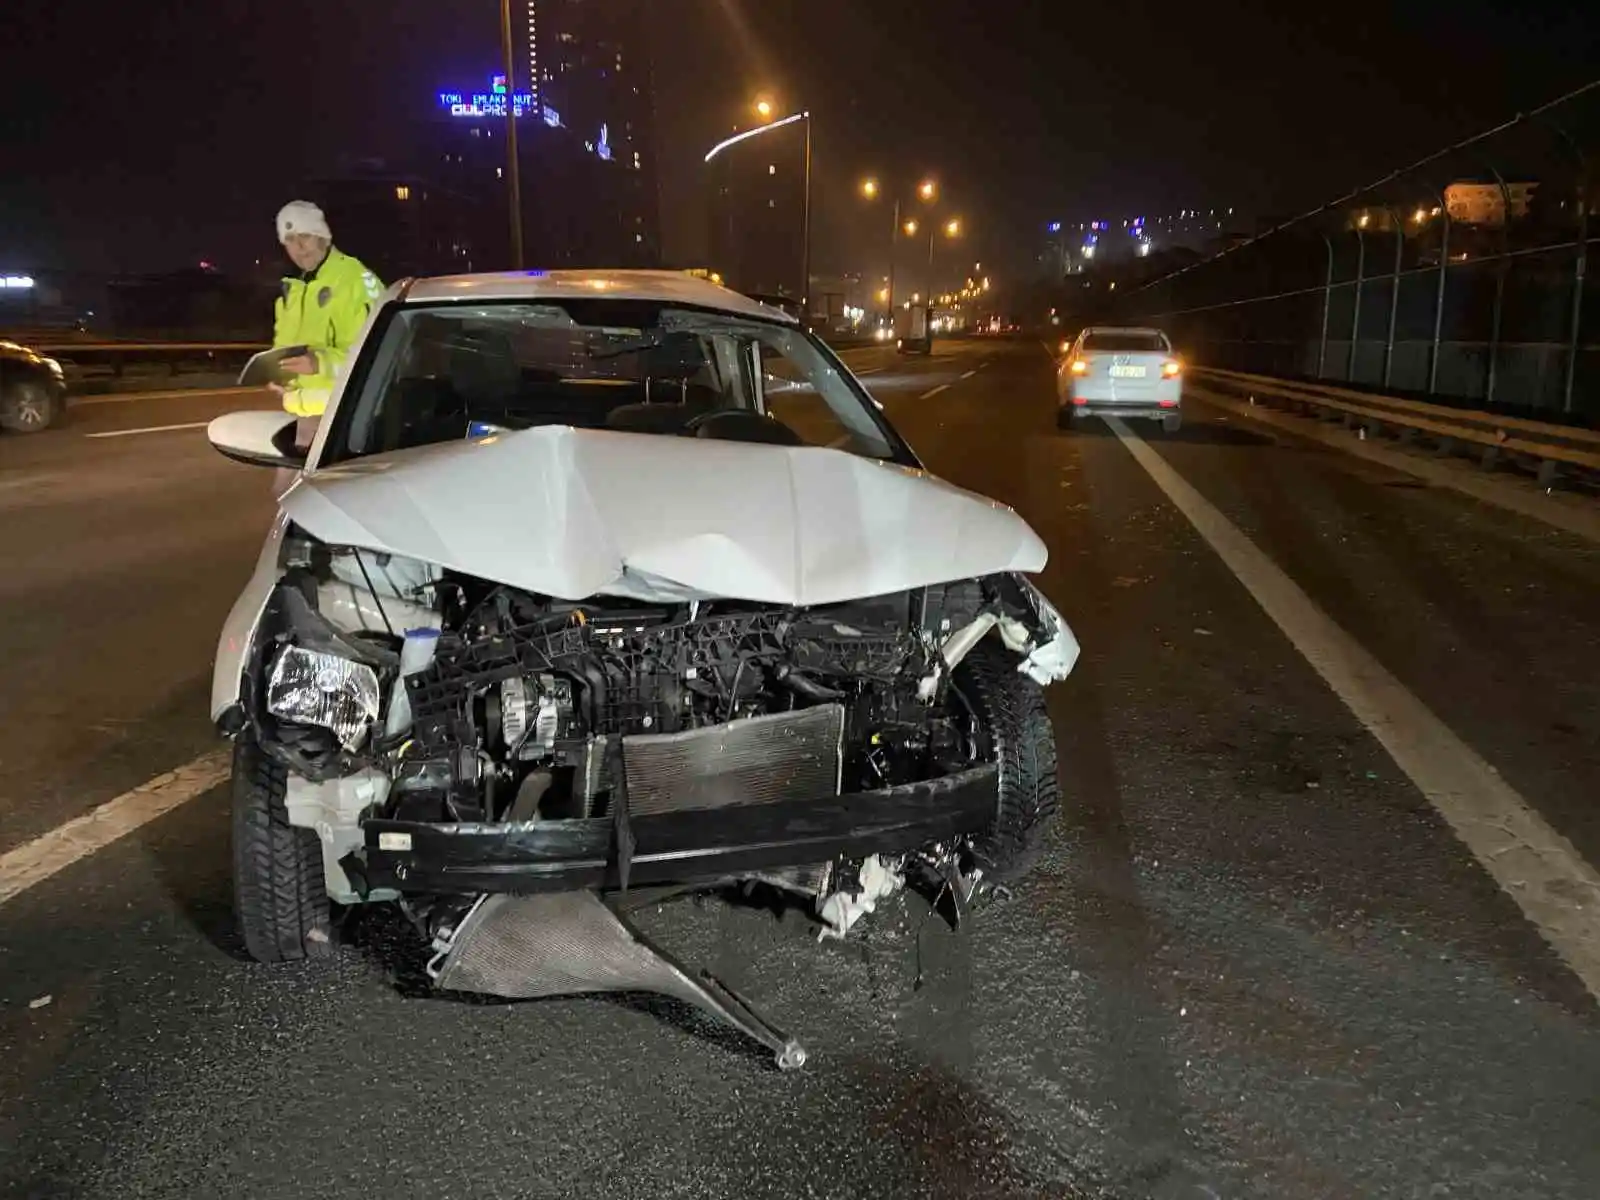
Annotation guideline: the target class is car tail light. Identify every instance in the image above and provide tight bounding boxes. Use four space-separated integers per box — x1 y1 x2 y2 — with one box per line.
1072 395 1088 406
1158 399 1178 408
1162 360 1182 378
1069 358 1089 375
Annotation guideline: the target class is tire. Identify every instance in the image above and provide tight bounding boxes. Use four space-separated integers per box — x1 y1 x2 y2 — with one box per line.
231 731 334 962
953 642 1060 883
1162 412 1183 434
1055 407 1071 431
0 379 61 433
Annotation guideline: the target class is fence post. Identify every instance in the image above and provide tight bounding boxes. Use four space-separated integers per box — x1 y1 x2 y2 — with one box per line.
1429 200 1451 395
1546 121 1589 416
1318 232 1334 378
1485 167 1512 407
1384 207 1404 388
1347 226 1366 381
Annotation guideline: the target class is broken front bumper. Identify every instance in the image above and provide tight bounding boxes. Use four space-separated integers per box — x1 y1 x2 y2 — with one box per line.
358 764 999 895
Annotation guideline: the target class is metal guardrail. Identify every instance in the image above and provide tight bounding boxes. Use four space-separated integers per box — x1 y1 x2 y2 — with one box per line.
30 341 267 354
16 341 269 387
1193 367 1600 488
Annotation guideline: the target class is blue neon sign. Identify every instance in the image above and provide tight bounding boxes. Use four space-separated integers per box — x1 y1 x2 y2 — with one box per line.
438 75 537 119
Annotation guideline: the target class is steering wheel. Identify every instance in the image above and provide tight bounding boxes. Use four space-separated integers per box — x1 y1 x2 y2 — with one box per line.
684 409 804 446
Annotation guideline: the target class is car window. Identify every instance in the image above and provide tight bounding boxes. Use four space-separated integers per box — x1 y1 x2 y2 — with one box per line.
1082 330 1169 353
756 337 891 457
325 300 900 464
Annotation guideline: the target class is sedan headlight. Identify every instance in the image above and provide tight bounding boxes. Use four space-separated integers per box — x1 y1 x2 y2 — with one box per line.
266 646 381 750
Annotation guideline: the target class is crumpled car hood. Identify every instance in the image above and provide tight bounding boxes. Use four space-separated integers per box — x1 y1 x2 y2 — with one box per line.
282 426 1048 606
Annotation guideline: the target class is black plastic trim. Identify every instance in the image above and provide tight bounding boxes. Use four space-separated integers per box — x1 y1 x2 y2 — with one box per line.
362 763 998 894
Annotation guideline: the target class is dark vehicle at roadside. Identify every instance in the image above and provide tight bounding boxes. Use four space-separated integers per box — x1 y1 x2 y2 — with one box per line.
0 339 67 433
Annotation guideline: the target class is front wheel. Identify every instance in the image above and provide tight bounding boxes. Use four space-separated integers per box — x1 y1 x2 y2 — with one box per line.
231 732 334 962
0 379 61 433
952 642 1060 883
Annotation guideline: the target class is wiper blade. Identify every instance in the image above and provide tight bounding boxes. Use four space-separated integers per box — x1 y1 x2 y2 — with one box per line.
589 331 672 360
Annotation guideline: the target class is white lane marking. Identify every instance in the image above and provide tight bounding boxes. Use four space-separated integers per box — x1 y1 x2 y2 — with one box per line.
921 383 952 399
0 751 231 908
961 370 978 379
72 386 260 408
85 421 211 439
1105 416 1600 999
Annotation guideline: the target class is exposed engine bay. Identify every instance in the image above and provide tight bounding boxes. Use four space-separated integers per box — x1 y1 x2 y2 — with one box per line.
229 527 1076 1067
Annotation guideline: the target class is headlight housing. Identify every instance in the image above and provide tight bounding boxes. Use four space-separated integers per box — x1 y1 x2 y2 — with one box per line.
266 646 381 751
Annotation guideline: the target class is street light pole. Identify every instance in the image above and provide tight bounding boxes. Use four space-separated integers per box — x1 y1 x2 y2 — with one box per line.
887 198 900 316
704 107 812 314
498 0 524 269
800 114 813 328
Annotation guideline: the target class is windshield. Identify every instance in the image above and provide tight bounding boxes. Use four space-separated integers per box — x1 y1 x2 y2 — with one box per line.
1082 330 1170 353
322 300 905 465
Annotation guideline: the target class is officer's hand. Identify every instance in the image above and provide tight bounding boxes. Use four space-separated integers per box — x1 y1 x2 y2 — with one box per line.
279 354 316 376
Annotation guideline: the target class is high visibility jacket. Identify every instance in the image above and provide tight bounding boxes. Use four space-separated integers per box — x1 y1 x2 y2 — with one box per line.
273 247 383 416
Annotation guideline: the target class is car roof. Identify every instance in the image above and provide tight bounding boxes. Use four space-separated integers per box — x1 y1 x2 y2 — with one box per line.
402 269 799 325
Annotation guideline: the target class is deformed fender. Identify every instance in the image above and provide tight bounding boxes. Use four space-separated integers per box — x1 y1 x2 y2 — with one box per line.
999 575 1081 685
211 515 292 725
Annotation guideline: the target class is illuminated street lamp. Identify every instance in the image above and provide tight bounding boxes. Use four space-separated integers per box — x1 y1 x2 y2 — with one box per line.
861 177 940 315
706 103 815 323
945 218 962 238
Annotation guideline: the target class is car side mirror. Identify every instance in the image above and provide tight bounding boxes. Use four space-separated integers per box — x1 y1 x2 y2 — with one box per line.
207 410 307 469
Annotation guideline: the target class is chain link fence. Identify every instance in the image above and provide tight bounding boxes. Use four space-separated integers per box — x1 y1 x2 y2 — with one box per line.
1115 80 1600 423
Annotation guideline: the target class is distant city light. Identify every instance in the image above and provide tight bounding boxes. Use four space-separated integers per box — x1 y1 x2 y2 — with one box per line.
1048 221 1062 233
0 275 35 289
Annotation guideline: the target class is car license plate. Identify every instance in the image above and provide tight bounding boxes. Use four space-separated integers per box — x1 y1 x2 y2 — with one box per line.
1109 365 1147 378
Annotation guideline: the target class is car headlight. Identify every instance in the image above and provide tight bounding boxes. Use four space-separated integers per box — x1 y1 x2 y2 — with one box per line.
266 646 381 750
43 356 64 380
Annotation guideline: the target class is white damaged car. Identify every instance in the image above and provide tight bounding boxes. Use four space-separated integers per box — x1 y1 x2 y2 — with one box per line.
208 269 1078 1068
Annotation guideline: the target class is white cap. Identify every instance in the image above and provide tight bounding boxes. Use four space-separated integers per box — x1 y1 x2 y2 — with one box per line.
276 200 332 244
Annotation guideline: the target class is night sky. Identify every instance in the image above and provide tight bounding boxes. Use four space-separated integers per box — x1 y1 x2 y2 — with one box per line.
1 0 1594 279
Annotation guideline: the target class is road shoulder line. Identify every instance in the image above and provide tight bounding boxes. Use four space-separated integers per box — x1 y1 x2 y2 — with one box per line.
1107 415 1600 1001
0 751 230 907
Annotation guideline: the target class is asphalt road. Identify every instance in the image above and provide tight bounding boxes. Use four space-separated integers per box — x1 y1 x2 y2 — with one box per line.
2 339 1598 1199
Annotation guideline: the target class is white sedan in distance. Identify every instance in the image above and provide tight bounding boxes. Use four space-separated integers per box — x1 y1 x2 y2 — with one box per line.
1056 326 1183 433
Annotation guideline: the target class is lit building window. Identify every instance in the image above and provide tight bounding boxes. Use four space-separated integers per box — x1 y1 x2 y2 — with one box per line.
395 185 411 201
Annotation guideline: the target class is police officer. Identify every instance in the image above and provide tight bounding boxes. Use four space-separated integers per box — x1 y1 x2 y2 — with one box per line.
270 200 383 470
